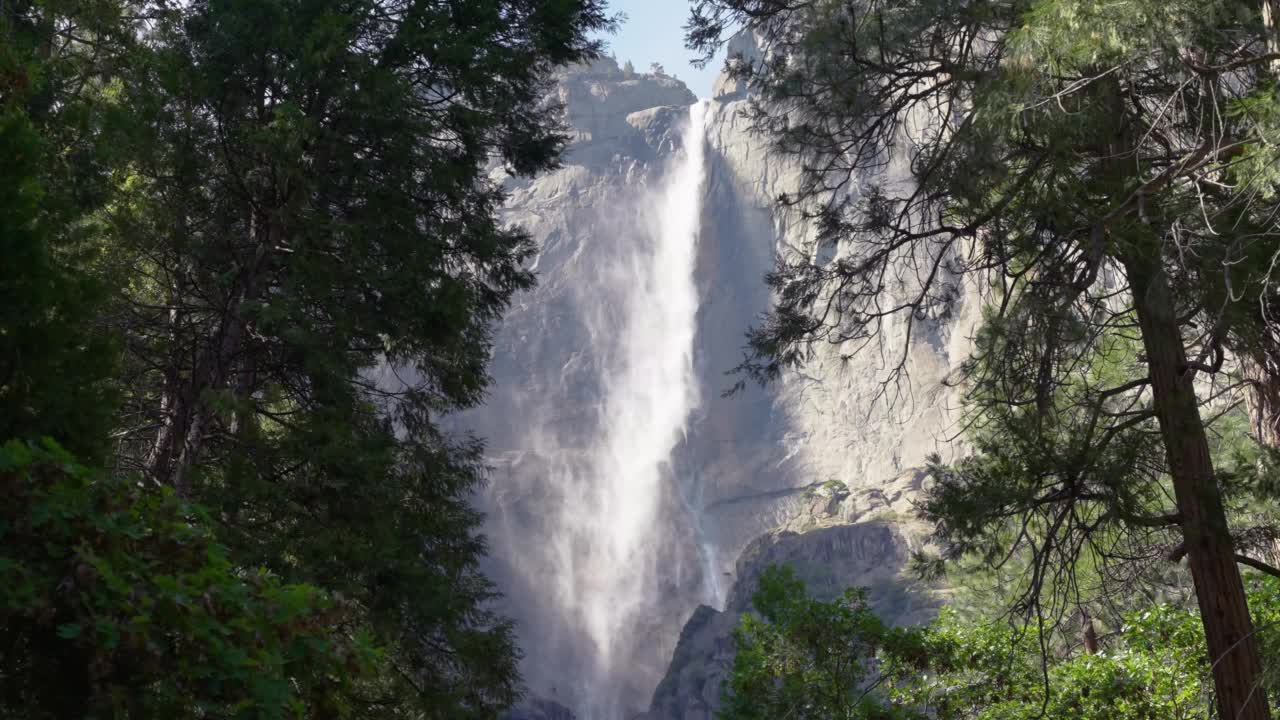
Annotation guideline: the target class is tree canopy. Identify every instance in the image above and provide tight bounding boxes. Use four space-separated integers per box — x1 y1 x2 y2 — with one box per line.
689 0 1280 715
721 565 1280 720
1 0 611 717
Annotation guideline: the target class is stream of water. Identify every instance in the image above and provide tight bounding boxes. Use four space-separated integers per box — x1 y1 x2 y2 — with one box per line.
564 100 710 717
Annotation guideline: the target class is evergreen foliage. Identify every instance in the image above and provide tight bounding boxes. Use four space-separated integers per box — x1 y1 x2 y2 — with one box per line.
0 439 376 719
721 566 907 720
0 1 123 461
721 566 1280 720
689 0 1280 714
1 0 611 717
98 2 610 711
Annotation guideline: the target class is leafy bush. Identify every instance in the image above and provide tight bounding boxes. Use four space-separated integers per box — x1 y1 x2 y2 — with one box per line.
0 439 378 719
721 565 914 720
722 565 1280 720
888 605 1211 719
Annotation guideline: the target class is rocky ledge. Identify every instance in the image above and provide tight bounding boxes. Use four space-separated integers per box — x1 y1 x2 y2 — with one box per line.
640 469 941 720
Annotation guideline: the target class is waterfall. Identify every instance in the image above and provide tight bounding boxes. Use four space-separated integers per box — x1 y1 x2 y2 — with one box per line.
474 99 714 719
555 99 710 718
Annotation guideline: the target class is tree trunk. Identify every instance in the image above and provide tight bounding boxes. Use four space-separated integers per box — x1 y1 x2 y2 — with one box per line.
1124 254 1270 720
1244 352 1280 448
1081 608 1099 655
144 218 274 494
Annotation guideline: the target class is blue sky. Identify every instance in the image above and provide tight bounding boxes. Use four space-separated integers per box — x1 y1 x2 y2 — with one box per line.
602 0 727 98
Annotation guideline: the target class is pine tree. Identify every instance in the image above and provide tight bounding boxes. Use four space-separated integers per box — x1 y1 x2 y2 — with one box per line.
0 0 125 461
721 566 1280 719
1 5 379 717
1 1 614 717
94 1 611 716
689 0 1280 716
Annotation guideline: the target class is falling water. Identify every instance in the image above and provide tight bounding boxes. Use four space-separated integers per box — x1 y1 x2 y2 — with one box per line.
472 99 716 719
550 99 710 717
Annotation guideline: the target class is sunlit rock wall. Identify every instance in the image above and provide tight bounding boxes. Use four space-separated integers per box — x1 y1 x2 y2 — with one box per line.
465 39 980 719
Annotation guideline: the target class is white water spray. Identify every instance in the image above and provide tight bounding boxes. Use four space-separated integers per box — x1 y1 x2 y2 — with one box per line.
551 100 710 717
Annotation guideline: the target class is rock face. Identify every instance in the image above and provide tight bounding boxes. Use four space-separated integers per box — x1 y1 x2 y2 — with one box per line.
469 39 976 719
641 472 941 720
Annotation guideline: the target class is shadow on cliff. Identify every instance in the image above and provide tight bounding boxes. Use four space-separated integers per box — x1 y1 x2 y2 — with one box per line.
639 519 940 720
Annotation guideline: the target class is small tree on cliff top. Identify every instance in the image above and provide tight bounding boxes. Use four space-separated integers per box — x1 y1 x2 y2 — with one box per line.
689 0 1280 717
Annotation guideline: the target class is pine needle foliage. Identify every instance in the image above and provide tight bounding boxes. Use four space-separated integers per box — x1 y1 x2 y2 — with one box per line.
720 566 1280 720
689 0 1280 715
2 0 613 717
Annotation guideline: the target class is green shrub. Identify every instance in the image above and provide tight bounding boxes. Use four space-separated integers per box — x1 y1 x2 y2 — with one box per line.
0 439 378 719
722 565 1280 720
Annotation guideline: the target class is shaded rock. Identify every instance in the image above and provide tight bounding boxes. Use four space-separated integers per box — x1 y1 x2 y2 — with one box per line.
644 605 732 720
645 468 936 717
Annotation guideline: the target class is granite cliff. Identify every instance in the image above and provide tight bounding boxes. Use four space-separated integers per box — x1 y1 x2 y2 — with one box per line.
465 36 979 719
